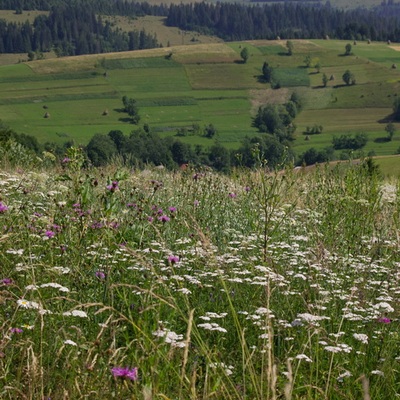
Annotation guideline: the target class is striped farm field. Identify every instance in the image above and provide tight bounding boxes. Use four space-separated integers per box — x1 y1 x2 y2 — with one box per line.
2 39 400 157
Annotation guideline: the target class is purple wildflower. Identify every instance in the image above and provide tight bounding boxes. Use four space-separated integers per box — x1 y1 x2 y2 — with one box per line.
169 206 177 213
45 230 55 238
95 271 106 280
244 186 251 192
10 328 23 334
111 366 138 381
158 215 170 223
1 278 12 285
378 317 391 324
106 181 119 192
168 255 180 264
0 202 8 213
147 216 154 223
228 192 237 198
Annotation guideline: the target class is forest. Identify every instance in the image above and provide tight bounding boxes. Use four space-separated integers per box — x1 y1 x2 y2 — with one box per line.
2 1 400 54
0 3 160 55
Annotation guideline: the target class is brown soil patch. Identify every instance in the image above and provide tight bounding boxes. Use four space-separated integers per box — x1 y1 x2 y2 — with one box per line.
249 88 290 114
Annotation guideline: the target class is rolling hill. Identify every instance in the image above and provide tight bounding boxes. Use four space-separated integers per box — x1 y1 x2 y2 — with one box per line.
1 38 400 163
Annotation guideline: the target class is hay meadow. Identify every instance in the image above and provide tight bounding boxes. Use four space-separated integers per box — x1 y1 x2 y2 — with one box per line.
1 148 400 398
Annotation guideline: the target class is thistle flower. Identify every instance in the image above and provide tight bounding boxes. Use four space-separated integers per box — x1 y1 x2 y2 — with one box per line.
111 366 138 381
0 202 8 213
106 181 119 192
168 255 180 264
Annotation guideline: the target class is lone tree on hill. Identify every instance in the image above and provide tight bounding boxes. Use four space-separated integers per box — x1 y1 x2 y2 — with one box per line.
385 122 396 141
240 47 249 63
262 61 273 82
345 43 352 56
122 96 140 124
342 70 356 85
286 40 294 56
322 73 328 87
393 98 400 121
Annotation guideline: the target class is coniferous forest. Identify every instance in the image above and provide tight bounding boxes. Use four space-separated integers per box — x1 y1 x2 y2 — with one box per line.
2 0 400 55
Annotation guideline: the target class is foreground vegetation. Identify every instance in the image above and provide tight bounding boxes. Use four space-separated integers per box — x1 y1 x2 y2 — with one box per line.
1 150 400 399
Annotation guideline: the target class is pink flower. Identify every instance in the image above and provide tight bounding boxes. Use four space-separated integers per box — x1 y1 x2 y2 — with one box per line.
0 202 8 213
111 366 138 381
378 317 391 324
45 230 55 238
158 215 170 223
168 255 180 264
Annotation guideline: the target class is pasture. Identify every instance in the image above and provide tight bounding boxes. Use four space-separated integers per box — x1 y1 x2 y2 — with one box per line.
2 39 400 159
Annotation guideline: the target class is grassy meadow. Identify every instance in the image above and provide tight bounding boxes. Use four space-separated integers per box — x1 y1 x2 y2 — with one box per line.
2 39 400 163
1 149 400 399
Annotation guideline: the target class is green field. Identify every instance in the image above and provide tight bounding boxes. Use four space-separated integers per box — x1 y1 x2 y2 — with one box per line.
2 39 400 158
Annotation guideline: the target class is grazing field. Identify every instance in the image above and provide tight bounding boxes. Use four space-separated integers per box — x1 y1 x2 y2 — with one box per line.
2 39 400 158
1 153 400 398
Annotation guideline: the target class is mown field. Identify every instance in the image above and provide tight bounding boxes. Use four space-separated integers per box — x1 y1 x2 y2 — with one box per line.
2 39 400 163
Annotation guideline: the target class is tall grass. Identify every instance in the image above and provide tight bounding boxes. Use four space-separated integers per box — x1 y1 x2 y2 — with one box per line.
0 151 399 399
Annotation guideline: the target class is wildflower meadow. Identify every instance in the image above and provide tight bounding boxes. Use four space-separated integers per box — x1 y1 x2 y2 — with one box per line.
1 150 400 399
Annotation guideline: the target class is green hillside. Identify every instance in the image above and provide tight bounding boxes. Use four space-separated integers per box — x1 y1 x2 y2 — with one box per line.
2 39 400 158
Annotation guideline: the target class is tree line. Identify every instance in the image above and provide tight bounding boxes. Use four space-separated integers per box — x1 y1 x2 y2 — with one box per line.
3 1 400 55
0 3 159 54
165 2 400 42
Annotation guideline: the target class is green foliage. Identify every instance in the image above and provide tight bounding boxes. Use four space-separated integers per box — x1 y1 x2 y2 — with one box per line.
286 40 294 56
261 61 273 83
342 69 356 85
122 96 140 124
300 146 333 165
240 47 249 63
345 43 352 55
385 122 396 140
392 97 400 121
322 72 328 87
332 132 368 150
253 92 301 143
203 123 217 138
304 54 312 67
236 135 290 168
86 133 117 166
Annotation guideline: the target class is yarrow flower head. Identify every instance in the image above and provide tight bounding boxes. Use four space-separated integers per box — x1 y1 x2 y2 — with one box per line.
111 366 138 381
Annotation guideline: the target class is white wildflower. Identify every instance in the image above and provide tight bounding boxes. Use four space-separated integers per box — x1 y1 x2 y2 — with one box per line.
353 333 368 344
295 354 312 362
197 323 227 333
64 339 77 346
17 299 40 309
